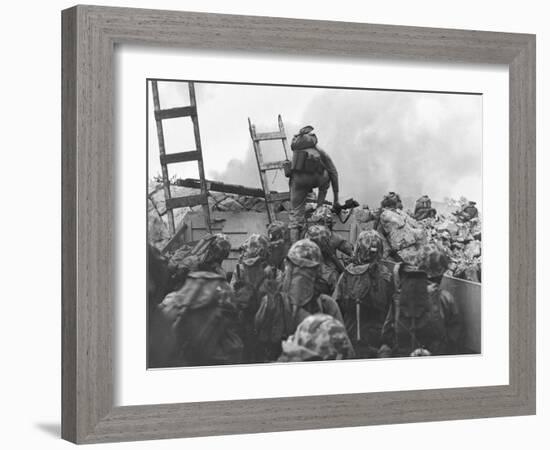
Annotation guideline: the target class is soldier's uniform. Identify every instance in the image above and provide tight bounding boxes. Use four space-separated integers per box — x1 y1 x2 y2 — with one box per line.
278 314 355 362
305 224 342 295
288 126 340 243
414 195 437 221
377 192 426 265
379 244 462 357
158 271 243 367
349 206 376 244
454 201 479 222
307 206 354 293
254 239 345 361
332 230 393 357
266 220 291 270
230 234 283 363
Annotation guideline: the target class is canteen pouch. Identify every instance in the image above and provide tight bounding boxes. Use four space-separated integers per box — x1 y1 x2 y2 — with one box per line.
283 159 292 177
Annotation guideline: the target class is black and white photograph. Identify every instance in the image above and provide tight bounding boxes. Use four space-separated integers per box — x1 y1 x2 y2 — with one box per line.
147 79 482 368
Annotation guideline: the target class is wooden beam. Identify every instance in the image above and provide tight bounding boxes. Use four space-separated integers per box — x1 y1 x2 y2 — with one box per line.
154 105 196 120
268 192 290 202
160 222 188 254
261 160 287 171
254 131 285 141
159 150 199 165
176 178 267 198
166 193 208 209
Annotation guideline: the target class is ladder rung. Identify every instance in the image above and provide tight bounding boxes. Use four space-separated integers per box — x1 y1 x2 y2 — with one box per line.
166 193 208 209
155 106 197 120
260 160 287 171
160 151 200 165
267 192 290 202
254 131 285 141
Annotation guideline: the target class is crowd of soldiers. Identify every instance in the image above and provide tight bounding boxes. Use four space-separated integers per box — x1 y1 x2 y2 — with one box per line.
148 197 465 367
148 124 475 367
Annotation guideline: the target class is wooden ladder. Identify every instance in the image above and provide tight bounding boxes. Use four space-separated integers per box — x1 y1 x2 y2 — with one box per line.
150 80 212 237
248 114 291 223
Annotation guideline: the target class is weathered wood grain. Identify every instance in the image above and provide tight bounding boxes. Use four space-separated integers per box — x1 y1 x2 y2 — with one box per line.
61 5 536 444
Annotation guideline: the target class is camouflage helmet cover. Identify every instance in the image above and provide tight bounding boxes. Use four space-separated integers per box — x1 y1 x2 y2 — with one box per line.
354 229 384 264
417 243 449 278
299 125 315 135
381 191 402 209
410 348 432 357
266 220 289 242
310 205 334 226
280 314 355 361
205 233 231 263
305 224 331 249
353 206 373 224
240 233 270 266
287 238 322 268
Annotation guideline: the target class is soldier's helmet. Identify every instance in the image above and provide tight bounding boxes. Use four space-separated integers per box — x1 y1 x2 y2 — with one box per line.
414 195 432 213
159 271 234 324
266 220 289 243
410 348 432 357
310 205 334 227
287 238 322 268
354 230 385 264
462 201 478 218
298 125 315 135
305 224 331 250
381 191 403 209
280 314 354 361
204 233 231 264
240 233 270 266
417 244 449 279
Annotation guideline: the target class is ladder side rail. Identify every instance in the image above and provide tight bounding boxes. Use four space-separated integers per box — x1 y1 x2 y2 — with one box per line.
188 82 212 233
151 80 175 234
278 114 290 160
249 118 275 222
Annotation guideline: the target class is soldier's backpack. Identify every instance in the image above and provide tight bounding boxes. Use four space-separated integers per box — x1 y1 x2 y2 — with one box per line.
159 271 243 366
392 265 446 354
339 263 390 313
291 125 318 151
255 258 318 344
232 262 275 315
291 147 325 175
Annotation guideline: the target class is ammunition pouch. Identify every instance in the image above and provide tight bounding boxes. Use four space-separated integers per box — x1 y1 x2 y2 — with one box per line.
282 160 292 178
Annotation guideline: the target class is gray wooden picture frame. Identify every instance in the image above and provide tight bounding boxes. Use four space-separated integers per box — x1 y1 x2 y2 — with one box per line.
61 5 536 444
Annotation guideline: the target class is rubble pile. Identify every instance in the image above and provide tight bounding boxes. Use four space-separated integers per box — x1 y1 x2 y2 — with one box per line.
420 214 482 282
149 180 482 283
148 181 291 250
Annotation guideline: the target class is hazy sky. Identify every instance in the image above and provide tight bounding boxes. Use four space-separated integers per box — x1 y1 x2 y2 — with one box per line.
148 80 482 207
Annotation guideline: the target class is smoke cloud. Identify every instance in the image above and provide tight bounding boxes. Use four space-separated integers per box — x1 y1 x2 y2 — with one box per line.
209 89 482 208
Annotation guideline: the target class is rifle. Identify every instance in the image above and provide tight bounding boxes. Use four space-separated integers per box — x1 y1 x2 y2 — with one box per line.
332 198 359 224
